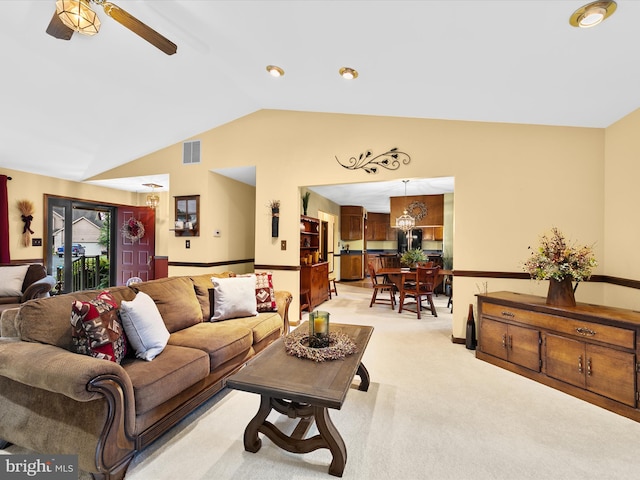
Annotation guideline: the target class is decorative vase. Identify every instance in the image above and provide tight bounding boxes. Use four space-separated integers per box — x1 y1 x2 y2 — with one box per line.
546 277 576 307
465 304 476 350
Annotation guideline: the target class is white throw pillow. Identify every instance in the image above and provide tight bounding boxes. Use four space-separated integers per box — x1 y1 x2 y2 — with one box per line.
211 275 258 321
119 291 170 361
0 265 30 296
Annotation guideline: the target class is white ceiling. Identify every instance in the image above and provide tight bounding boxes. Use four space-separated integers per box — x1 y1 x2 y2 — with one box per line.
2 1 639 208
308 177 454 214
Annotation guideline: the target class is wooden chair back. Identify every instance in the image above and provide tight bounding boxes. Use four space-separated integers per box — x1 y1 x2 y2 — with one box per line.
414 266 440 294
368 262 379 287
379 254 400 269
416 261 434 268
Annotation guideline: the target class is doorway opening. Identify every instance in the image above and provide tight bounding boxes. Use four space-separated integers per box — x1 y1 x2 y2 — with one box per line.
46 196 116 294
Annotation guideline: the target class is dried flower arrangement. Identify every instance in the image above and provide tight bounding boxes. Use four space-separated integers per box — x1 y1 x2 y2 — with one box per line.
523 227 597 282
17 200 35 247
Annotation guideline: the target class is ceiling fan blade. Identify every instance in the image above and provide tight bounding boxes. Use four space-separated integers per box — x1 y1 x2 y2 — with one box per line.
101 2 177 55
45 11 74 40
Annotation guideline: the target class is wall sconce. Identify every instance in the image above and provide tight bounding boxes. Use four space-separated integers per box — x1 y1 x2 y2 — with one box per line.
143 183 162 209
270 200 280 237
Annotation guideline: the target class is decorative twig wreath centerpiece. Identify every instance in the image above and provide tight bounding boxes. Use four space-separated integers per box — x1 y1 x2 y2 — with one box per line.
121 217 145 243
284 329 358 362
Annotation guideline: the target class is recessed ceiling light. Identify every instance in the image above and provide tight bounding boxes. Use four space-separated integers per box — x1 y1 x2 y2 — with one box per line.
569 1 617 28
266 65 284 77
339 67 358 80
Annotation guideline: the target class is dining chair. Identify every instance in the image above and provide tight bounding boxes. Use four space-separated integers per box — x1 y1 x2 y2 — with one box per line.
416 261 434 268
368 262 396 309
398 266 440 319
380 254 400 269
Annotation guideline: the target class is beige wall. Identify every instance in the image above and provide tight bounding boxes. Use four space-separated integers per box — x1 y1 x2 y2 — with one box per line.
15 107 640 337
603 108 640 310
95 109 615 338
2 167 137 262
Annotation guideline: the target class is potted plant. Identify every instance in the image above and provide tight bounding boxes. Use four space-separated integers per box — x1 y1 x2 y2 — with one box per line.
400 247 427 268
301 191 310 216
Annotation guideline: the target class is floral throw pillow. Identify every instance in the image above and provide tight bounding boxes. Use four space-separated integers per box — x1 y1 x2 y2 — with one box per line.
70 291 127 364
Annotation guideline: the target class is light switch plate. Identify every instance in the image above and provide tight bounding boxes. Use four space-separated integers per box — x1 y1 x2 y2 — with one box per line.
32 238 42 246
185 240 190 249
281 240 286 250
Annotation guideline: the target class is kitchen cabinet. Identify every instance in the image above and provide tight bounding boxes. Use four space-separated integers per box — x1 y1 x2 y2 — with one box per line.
366 213 391 241
477 292 640 422
340 253 363 280
423 226 444 241
340 206 365 241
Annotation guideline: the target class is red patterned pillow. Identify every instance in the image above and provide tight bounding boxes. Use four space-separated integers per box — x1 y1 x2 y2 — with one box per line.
255 272 277 312
70 291 127 364
234 272 277 312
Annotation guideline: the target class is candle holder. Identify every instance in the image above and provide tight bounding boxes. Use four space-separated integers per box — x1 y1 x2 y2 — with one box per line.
309 311 330 348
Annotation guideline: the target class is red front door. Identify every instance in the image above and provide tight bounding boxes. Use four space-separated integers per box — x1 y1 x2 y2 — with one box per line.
116 206 155 285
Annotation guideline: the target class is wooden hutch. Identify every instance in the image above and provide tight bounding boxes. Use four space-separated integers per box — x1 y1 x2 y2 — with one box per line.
300 215 329 311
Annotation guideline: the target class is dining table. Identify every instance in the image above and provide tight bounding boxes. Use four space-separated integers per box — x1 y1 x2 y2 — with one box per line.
377 267 453 296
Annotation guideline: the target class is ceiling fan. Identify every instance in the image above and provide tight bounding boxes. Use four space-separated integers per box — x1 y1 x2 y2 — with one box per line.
46 0 177 55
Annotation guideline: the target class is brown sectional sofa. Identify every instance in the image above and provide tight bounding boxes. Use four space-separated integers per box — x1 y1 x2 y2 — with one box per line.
0 272 291 480
0 263 55 315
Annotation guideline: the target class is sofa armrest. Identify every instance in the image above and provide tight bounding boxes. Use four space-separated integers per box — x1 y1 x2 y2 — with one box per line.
0 308 19 337
0 340 134 403
274 290 292 333
20 275 56 303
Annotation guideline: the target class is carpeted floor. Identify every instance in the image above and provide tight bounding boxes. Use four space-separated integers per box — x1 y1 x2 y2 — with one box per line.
4 284 640 479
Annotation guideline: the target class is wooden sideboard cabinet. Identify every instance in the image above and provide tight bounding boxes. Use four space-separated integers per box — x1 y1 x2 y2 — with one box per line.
300 261 329 311
477 291 640 421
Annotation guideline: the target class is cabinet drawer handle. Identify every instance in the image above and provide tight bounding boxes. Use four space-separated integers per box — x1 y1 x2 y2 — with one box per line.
502 333 507 348
578 355 583 373
501 311 515 318
575 327 596 337
587 358 592 377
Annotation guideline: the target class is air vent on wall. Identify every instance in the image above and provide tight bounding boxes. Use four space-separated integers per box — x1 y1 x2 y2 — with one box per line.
183 140 201 165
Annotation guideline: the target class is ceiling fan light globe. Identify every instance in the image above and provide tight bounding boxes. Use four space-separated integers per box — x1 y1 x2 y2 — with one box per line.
56 0 101 36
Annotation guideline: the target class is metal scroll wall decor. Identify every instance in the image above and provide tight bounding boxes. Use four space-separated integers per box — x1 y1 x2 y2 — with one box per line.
335 147 411 174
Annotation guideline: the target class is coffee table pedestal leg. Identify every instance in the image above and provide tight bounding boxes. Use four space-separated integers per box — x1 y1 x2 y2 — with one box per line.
357 362 370 391
243 395 348 477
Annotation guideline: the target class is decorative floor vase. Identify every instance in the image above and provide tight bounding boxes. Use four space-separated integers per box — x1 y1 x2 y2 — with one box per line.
546 277 576 307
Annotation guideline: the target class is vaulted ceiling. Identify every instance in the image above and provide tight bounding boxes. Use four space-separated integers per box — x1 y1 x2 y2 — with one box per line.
2 1 639 194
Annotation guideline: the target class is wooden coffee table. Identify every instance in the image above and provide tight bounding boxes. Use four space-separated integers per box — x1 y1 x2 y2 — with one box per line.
226 322 373 477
